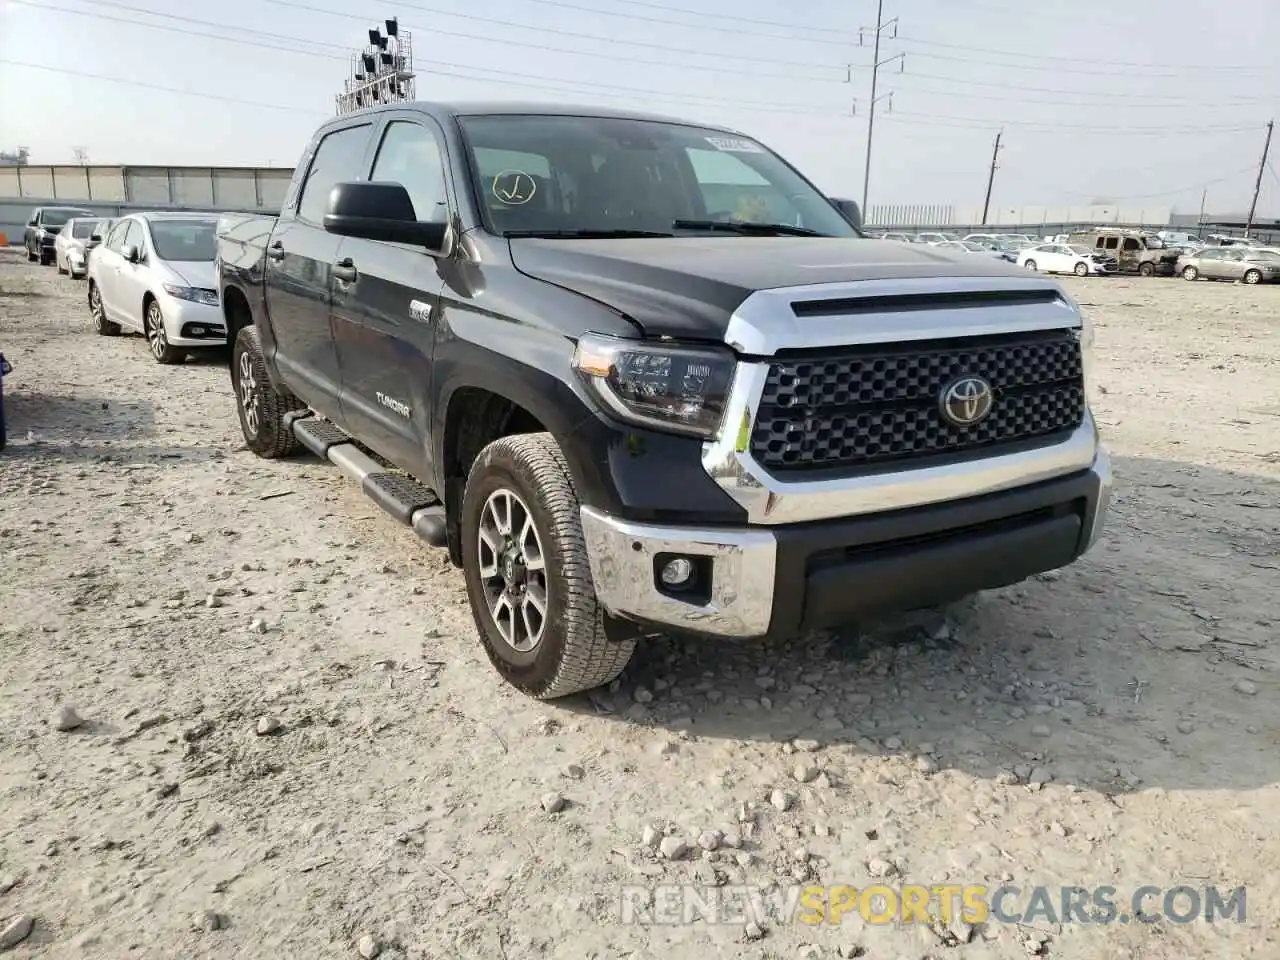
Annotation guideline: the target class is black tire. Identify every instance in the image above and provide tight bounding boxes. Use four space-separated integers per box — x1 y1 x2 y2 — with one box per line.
1182 265 1199 281
38 251 52 266
231 325 304 458
1073 261 1089 277
88 282 121 337
1138 261 1155 277
1023 259 1037 271
144 298 184 365
1243 269 1262 285
461 433 636 699
26 247 37 262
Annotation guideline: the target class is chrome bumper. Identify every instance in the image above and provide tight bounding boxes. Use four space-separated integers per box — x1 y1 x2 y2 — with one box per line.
581 444 1113 639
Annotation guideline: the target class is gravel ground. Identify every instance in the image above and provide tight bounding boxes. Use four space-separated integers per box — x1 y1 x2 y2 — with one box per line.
0 248 1277 960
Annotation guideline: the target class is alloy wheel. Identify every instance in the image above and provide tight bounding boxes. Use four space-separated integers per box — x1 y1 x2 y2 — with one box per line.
146 303 169 360
476 488 549 653
237 350 260 436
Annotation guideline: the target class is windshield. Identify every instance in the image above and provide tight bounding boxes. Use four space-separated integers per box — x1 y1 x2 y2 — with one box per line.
1142 237 1164 249
457 114 859 239
1247 250 1280 262
149 220 217 261
41 209 89 227
961 241 988 251
71 220 99 239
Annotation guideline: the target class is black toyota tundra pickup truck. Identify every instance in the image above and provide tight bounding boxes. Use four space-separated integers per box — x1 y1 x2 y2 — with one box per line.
215 101 1112 700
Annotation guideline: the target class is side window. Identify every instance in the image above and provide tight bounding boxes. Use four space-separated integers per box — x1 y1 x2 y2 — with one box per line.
1102 237 1118 250
369 121 449 224
123 221 145 253
297 123 373 225
1121 238 1140 251
106 220 131 251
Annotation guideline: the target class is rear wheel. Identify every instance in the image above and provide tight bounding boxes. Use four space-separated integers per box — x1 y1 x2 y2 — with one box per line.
1138 261 1155 277
1182 265 1199 281
144 299 184 365
231 325 305 458
461 433 635 699
1243 269 1262 285
89 282 121 337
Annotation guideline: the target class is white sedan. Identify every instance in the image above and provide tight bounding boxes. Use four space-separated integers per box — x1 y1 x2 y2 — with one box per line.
1017 243 1116 277
87 212 225 363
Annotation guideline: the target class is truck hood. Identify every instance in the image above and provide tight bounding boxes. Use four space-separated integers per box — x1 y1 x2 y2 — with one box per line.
508 236 1032 339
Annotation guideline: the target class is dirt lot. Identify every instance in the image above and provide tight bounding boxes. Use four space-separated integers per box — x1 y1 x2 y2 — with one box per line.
0 248 1277 960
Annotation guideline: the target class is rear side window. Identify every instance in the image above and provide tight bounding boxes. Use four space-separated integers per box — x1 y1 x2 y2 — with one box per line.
297 123 372 225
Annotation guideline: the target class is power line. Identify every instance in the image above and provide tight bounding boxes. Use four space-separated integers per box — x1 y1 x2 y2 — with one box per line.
886 111 1268 135
271 0 845 73
38 0 1278 113
7 2 844 116
893 34 1271 73
37 0 844 83
0 59 327 116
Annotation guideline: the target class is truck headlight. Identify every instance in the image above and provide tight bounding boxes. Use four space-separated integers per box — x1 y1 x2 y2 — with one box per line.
572 333 736 438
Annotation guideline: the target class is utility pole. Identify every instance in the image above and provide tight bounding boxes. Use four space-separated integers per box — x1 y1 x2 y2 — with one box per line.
857 1 904 214
981 130 1004 226
1245 120 1274 238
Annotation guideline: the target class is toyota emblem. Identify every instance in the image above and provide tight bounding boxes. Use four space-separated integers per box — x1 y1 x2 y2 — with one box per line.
939 375 994 427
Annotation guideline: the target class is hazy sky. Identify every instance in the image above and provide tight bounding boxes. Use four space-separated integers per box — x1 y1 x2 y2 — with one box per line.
2 0 1278 215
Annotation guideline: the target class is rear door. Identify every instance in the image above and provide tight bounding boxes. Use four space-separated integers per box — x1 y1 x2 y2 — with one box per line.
332 113 453 477
1197 249 1224 278
264 119 375 422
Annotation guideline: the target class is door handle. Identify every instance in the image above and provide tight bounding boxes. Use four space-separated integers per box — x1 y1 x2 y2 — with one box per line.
266 241 285 261
332 258 358 283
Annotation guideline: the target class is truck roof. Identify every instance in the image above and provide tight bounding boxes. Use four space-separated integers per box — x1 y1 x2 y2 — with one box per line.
321 100 743 135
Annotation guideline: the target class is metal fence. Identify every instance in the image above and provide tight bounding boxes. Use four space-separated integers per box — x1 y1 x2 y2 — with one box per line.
0 164 294 244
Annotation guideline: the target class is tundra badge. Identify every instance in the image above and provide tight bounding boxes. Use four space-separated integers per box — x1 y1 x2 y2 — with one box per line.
376 392 411 418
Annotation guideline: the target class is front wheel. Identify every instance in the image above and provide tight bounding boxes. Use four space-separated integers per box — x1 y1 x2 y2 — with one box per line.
1074 262 1090 277
230 325 305 458
1243 269 1262 285
1023 259 1037 271
26 247 37 263
144 299 184 365
461 433 635 699
1138 262 1155 277
1182 265 1199 281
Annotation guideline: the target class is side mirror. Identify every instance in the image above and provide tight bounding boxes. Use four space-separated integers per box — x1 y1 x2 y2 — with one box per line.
27 219 38 227
122 244 141 263
829 197 862 230
88 234 102 244
323 181 452 254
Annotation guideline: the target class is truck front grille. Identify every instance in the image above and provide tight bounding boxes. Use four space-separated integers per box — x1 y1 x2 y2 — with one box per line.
750 328 1085 473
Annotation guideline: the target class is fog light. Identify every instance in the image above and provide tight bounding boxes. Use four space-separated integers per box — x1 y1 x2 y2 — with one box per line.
190 326 205 336
660 557 694 586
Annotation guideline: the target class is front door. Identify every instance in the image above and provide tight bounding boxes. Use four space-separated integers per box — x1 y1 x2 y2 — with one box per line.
1217 249 1247 280
263 120 375 423
95 219 134 322
113 219 152 328
333 115 454 480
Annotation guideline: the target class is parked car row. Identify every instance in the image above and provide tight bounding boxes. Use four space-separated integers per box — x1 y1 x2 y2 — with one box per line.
23 205 227 362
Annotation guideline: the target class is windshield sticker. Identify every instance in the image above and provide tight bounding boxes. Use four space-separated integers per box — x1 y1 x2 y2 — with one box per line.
704 136 764 154
492 170 537 206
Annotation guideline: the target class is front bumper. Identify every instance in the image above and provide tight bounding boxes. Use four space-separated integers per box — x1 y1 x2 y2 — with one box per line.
581 445 1113 640
159 296 226 346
